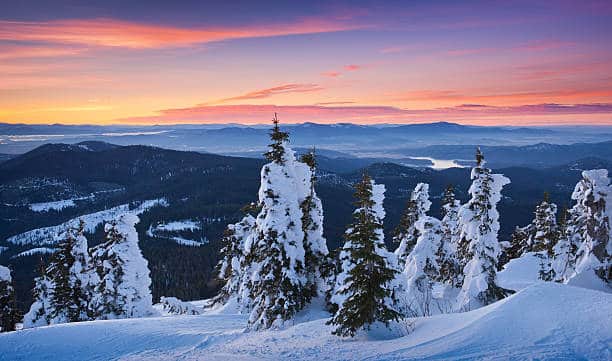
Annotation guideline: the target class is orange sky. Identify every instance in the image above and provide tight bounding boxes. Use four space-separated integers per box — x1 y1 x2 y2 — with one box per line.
1 1 611 125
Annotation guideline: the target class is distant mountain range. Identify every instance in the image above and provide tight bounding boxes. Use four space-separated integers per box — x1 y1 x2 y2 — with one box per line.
2 122 612 165
1 141 609 311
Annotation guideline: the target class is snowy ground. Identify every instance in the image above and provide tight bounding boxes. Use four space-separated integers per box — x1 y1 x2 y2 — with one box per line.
1 283 610 361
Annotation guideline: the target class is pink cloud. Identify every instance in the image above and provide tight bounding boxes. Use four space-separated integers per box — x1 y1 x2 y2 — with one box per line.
220 84 323 102
0 16 369 49
321 71 341 78
116 102 612 125
343 64 361 71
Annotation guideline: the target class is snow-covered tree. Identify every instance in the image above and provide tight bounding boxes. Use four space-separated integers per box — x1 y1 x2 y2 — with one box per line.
562 170 611 284
455 148 511 311
23 221 92 327
328 174 402 337
529 193 559 281
0 265 18 332
90 213 155 320
240 115 310 329
394 183 431 267
552 207 578 282
437 185 462 286
213 214 255 305
299 149 330 297
403 217 443 316
504 225 532 263
23 260 54 328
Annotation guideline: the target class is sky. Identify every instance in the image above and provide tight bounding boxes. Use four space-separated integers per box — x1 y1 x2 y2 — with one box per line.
1 0 611 126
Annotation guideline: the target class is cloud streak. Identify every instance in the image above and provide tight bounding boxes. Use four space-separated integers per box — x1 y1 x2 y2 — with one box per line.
117 102 612 125
220 84 324 102
0 16 368 49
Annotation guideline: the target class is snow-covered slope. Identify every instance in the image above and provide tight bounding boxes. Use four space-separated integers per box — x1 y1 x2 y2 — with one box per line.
6 199 167 246
0 283 609 360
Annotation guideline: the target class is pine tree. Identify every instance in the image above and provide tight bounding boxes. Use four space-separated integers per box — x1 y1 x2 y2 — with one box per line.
241 116 310 329
213 214 255 305
505 225 531 262
90 214 155 319
263 113 289 164
455 148 511 311
394 183 431 267
328 174 402 337
403 216 443 316
530 192 559 281
0 265 18 332
437 185 462 286
552 207 577 282
23 260 54 328
23 221 92 327
299 149 330 298
563 170 611 284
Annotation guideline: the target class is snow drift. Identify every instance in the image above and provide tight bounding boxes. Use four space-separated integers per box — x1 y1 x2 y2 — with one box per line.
0 283 609 360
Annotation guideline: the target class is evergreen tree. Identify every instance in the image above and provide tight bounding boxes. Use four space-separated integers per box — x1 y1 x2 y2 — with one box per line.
455 148 511 311
437 185 462 286
23 221 92 327
263 113 289 164
90 214 155 319
394 183 431 267
23 260 54 328
403 216 443 316
241 117 310 329
504 225 531 262
562 170 611 284
0 265 18 332
552 207 577 282
213 214 255 305
328 174 402 337
299 149 330 297
530 193 559 281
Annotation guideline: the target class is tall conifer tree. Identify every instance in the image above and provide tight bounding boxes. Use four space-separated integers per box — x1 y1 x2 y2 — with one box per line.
328 173 402 337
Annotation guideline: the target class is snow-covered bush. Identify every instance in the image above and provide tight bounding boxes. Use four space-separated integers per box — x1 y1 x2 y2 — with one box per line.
159 296 202 315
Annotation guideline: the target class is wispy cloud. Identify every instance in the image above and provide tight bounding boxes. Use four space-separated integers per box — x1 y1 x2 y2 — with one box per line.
0 16 369 49
343 64 361 71
116 102 612 125
220 84 323 102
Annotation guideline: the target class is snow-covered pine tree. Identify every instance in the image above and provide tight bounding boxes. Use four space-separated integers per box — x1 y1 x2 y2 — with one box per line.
437 184 462 286
22 221 92 327
530 192 559 281
212 214 255 305
0 265 18 332
504 225 531 263
23 260 54 328
90 213 155 319
455 148 511 311
328 173 402 337
299 149 330 297
552 207 577 283
403 216 443 316
394 183 431 267
563 170 611 284
241 114 310 329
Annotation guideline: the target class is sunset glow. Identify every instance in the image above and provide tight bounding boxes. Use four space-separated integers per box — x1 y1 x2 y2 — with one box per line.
1 0 611 125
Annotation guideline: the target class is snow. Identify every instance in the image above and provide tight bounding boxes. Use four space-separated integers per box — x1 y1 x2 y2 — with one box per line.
0 246 8 255
497 252 543 291
29 199 76 212
0 265 10 282
152 220 200 232
12 247 56 258
0 283 609 360
7 198 168 246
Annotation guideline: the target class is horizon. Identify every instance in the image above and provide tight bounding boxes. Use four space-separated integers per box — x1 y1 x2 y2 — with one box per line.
1 1 611 126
